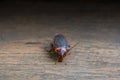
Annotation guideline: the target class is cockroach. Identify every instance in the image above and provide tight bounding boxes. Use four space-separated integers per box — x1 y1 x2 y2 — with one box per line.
49 33 79 64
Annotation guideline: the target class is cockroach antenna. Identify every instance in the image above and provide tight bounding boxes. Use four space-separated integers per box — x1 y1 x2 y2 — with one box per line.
68 41 80 53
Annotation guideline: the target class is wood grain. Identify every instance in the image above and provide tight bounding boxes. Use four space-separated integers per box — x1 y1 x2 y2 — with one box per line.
0 2 120 80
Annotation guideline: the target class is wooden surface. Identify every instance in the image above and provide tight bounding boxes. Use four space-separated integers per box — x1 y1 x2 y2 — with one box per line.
0 38 120 80
0 2 120 80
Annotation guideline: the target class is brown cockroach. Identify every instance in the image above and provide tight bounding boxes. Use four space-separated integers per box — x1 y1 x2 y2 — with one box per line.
49 33 79 64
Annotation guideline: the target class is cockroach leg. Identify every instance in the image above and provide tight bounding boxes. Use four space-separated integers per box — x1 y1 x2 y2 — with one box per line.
68 45 71 48
55 59 58 65
68 52 71 55
64 61 67 65
66 50 71 55
55 61 57 65
55 56 60 65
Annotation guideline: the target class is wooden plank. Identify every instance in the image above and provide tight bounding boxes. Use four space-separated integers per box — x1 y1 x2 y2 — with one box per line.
0 39 120 80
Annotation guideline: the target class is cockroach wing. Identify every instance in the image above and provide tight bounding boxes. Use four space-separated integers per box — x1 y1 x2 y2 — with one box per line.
53 34 69 49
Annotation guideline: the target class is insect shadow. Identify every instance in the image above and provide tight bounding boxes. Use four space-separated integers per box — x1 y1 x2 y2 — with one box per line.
44 43 58 62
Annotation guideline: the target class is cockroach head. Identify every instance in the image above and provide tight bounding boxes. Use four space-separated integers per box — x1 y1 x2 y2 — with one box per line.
60 47 66 56
58 48 66 62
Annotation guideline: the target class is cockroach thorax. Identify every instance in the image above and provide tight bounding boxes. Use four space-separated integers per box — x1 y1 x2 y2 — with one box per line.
55 47 67 56
55 48 61 53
